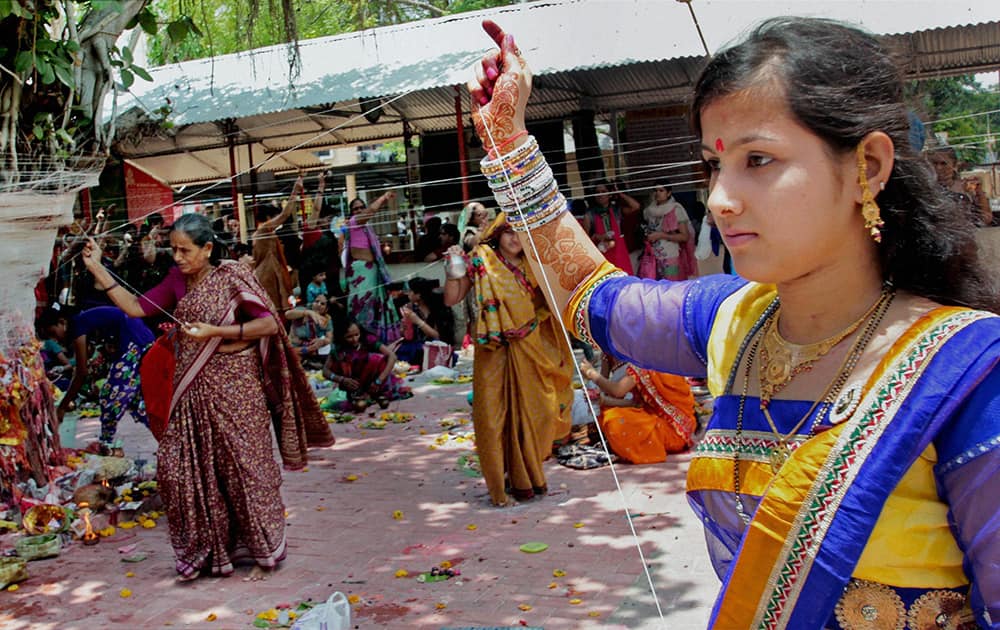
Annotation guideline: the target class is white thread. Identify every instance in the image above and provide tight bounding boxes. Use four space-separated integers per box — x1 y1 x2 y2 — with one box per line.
480 124 666 621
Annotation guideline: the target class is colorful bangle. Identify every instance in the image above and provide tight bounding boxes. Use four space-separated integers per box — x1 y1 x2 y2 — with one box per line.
481 135 538 170
480 138 541 178
509 201 568 232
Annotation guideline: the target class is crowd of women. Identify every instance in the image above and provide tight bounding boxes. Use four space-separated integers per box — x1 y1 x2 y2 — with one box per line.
27 12 998 626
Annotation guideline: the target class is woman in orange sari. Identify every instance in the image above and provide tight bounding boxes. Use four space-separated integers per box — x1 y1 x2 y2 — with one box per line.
83 213 333 582
444 215 573 506
581 359 696 464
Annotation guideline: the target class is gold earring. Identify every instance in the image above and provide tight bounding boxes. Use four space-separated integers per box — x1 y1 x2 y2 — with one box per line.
857 144 884 243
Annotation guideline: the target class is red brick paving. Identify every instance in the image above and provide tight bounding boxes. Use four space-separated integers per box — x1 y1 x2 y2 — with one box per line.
0 366 718 629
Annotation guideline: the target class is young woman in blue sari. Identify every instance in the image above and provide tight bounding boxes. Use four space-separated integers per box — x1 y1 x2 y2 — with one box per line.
467 18 999 629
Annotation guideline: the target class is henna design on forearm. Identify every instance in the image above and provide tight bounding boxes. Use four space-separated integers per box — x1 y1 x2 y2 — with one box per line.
531 219 597 291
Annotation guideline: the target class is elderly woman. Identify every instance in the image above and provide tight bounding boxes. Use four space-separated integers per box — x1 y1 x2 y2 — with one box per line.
82 213 333 582
444 215 573 506
469 19 999 627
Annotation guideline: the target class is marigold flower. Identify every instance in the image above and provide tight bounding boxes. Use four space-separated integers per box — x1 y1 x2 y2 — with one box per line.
125 572 135 578
6 584 18 592
518 604 532 611
435 602 447 610
466 524 477 531
439 561 452 569
552 569 566 577
119 588 132 598
573 522 584 529
347 594 360 605
205 613 217 621
570 598 583 605
392 510 404 520
394 569 408 578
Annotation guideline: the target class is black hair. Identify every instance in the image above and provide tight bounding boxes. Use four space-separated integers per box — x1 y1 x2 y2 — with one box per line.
332 317 370 347
348 197 366 214
424 216 443 233
691 17 997 312
407 277 454 343
36 307 67 336
254 201 281 223
440 223 460 243
585 180 612 206
171 213 227 266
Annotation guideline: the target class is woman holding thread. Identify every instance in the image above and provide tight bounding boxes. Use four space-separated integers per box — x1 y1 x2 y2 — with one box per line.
443 215 573 507
468 18 999 628
82 213 333 582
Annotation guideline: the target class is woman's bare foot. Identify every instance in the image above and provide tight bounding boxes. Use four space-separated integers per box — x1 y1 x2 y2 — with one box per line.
243 565 271 582
175 572 200 584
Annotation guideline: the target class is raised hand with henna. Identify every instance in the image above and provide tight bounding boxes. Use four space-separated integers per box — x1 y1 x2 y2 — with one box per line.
467 20 532 154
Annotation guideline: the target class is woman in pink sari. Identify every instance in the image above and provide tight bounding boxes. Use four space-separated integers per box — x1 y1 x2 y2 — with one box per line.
639 183 697 280
82 213 334 582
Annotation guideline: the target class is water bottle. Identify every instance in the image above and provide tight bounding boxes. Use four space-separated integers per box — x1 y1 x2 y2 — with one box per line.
445 251 467 279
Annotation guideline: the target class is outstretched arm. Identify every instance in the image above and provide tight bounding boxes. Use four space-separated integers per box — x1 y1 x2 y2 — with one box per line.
258 175 304 232
354 190 396 225
468 21 606 316
307 172 327 230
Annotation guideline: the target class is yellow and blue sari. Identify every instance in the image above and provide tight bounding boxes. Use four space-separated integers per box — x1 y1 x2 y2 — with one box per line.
579 274 1000 629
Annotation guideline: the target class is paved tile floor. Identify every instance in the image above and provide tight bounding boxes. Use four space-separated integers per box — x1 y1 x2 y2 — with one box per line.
1 365 719 629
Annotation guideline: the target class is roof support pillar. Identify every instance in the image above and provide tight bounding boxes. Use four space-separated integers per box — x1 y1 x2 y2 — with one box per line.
224 119 240 217
455 86 469 204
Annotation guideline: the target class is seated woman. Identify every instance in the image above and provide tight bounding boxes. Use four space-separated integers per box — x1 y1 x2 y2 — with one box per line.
580 358 697 464
37 307 74 389
285 293 333 368
323 319 411 411
397 277 455 368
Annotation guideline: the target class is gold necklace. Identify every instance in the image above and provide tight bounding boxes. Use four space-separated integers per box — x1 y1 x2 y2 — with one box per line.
755 289 894 473
758 295 885 405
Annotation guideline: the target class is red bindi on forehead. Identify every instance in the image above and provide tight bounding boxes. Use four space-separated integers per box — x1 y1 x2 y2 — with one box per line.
715 138 725 152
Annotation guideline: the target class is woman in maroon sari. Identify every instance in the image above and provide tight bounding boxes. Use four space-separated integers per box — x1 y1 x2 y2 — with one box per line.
82 213 333 582
323 319 411 411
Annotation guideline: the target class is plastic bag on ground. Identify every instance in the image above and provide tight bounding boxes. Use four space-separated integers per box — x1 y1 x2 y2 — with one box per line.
290 591 350 630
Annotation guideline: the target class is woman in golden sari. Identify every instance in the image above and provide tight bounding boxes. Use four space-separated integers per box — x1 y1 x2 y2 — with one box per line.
82 213 333 582
443 215 573 506
468 19 999 628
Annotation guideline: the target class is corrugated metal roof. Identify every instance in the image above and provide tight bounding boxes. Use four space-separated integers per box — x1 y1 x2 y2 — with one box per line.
111 0 1000 185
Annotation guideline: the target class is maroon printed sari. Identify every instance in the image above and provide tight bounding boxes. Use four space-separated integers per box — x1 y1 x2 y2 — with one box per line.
160 261 333 578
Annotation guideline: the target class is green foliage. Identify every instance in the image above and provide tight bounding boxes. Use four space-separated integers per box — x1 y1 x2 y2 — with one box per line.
0 0 154 168
907 75 1000 165
145 0 521 65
